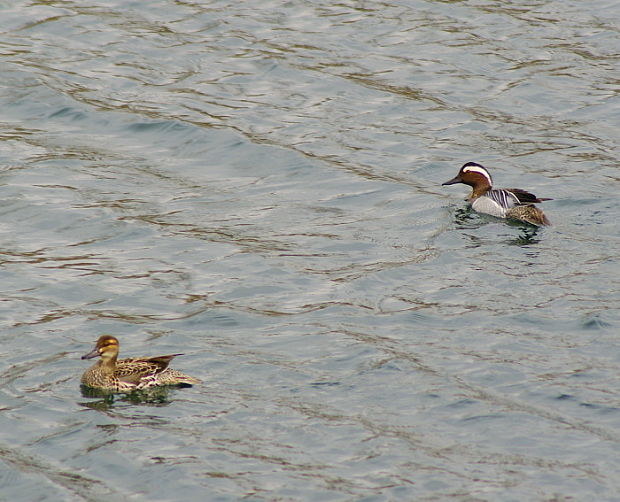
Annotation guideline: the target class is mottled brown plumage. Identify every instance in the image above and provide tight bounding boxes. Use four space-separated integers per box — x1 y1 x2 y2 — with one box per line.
81 335 200 391
505 204 550 226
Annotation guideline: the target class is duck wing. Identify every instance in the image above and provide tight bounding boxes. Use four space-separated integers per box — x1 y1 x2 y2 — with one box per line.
485 189 521 209
505 188 552 204
114 354 183 384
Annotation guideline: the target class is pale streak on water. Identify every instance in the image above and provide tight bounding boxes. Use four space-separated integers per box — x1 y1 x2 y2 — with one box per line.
0 0 619 500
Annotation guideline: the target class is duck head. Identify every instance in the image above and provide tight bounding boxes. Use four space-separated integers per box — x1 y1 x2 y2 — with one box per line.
81 335 120 362
442 162 493 198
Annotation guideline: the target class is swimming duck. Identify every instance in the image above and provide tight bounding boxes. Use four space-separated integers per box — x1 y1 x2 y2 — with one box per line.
442 162 551 226
81 335 201 391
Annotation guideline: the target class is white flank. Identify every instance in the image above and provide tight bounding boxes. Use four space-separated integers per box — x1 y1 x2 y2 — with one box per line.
471 196 506 218
462 164 492 185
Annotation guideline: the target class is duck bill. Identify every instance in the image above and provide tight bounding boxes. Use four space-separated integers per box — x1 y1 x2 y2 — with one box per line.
81 347 100 360
442 175 462 186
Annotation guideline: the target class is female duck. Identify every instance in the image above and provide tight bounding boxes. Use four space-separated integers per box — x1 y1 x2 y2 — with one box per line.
442 162 551 226
81 335 200 391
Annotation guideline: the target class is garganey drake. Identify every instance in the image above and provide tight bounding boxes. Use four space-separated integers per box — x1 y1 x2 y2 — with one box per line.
442 162 551 226
81 335 201 392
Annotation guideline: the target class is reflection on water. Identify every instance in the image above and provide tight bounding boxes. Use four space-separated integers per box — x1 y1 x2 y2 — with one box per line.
2 0 620 500
453 206 483 229
506 221 544 246
452 207 544 245
79 385 180 409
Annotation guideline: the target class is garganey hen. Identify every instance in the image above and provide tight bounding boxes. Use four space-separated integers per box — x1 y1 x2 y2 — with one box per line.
81 335 200 391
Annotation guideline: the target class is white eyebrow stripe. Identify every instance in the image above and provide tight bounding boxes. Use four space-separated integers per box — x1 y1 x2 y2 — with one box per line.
462 165 492 184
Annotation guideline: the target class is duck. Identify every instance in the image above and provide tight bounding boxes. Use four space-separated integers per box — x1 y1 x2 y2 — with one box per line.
81 335 201 392
442 162 551 226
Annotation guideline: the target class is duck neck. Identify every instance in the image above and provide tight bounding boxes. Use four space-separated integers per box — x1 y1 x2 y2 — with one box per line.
98 354 118 373
470 184 491 199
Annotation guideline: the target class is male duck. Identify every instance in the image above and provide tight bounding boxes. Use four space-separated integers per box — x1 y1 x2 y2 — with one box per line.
81 335 201 391
442 162 551 226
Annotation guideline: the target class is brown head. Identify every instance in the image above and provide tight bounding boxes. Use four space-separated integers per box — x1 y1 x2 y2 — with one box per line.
442 162 493 198
81 335 120 362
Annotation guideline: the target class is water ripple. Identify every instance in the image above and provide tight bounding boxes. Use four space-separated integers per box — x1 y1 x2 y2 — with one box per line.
1 0 620 500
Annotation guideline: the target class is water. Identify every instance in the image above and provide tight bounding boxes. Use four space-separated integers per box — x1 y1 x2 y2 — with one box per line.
1 0 619 500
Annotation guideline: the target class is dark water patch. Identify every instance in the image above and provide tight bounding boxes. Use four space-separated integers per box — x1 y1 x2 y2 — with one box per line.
579 403 620 415
125 119 189 134
580 314 613 330
48 106 87 121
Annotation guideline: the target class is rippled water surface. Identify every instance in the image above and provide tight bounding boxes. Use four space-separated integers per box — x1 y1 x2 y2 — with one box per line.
1 0 619 500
